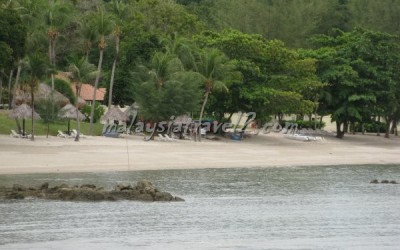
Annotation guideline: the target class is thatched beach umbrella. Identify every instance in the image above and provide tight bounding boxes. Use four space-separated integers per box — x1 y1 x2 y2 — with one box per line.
14 83 69 107
101 106 128 122
9 103 41 135
58 103 85 134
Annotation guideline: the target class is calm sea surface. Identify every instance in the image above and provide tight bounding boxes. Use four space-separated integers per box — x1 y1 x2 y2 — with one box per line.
0 165 399 249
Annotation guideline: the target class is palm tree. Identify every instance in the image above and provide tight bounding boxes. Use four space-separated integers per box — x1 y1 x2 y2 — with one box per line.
68 57 97 141
23 53 48 141
133 52 202 140
80 18 97 61
88 7 114 135
45 0 73 91
195 49 240 141
107 0 131 108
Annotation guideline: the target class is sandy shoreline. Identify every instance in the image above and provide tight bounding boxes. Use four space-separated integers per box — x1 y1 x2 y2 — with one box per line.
0 133 399 175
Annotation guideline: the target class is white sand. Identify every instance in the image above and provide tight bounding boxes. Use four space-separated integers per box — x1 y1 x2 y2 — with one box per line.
0 133 399 175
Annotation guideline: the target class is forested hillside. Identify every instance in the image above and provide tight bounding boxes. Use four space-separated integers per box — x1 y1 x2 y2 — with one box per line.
1 0 400 138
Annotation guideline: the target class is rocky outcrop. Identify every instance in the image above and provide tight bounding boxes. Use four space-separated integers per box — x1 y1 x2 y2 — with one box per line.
0 180 184 202
370 179 398 184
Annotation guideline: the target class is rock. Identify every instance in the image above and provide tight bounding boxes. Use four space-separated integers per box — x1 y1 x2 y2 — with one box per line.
136 193 154 202
12 184 26 191
390 180 398 184
174 196 185 202
137 180 156 192
0 180 184 203
381 180 390 184
7 192 25 199
80 184 96 189
154 191 173 201
40 182 49 190
370 179 379 184
114 184 133 191
59 183 69 189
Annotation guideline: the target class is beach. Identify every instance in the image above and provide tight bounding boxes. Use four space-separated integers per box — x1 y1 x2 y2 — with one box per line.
0 132 399 175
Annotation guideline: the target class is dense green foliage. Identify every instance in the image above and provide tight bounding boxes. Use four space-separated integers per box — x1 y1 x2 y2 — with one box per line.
1 0 400 139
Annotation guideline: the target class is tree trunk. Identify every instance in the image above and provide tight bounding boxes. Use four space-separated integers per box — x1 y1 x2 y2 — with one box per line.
361 123 365 135
89 48 104 135
197 91 210 142
384 116 391 138
75 85 81 142
30 86 35 141
336 121 345 139
0 74 3 107
7 69 14 108
377 116 381 136
343 121 349 133
390 119 397 135
108 36 120 108
319 115 324 129
12 63 22 108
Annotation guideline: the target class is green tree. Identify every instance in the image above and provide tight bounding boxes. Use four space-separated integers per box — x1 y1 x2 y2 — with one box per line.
68 57 97 141
45 0 73 90
88 7 114 135
195 48 240 141
106 0 131 108
22 52 48 141
307 29 399 138
133 52 202 140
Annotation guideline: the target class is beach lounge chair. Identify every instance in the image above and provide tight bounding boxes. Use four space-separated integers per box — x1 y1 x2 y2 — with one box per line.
103 131 119 138
57 130 69 138
164 134 177 142
10 130 21 138
158 134 167 141
72 129 86 138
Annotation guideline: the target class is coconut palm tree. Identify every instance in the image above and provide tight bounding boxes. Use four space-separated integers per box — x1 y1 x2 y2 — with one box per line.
133 52 202 140
195 49 240 141
68 57 97 141
107 0 131 108
45 0 73 91
23 52 48 141
88 7 114 135
80 17 97 61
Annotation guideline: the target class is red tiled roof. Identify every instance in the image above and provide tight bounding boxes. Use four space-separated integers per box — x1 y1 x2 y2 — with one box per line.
56 72 106 102
71 83 106 101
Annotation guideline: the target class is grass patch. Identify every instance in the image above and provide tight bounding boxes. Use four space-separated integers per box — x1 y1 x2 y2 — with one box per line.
0 110 103 136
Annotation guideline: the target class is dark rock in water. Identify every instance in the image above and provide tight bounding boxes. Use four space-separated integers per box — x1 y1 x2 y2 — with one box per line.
370 179 379 184
154 191 174 201
40 182 49 190
12 184 26 191
80 184 96 190
59 183 69 189
174 196 185 202
381 180 390 184
390 180 398 184
0 180 184 202
7 192 25 199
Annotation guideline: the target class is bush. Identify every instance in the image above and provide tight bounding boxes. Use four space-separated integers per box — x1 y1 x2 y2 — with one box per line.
82 103 105 123
355 121 387 133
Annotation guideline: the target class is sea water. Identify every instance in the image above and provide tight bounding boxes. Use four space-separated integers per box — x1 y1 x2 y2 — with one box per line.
0 165 399 249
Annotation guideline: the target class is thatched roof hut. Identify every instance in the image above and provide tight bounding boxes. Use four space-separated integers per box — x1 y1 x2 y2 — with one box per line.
14 83 70 107
9 103 41 119
101 106 128 122
58 103 85 120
